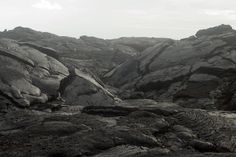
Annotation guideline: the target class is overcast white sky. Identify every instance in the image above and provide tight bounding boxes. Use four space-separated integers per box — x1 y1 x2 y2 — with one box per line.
0 0 236 39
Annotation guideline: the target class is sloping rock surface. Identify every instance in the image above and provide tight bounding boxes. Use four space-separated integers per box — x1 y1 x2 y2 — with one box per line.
59 69 115 106
0 38 115 108
106 25 236 110
0 38 69 107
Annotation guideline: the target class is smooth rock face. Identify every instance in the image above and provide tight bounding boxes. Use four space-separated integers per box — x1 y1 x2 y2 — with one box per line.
106 25 236 110
0 38 69 107
0 37 116 108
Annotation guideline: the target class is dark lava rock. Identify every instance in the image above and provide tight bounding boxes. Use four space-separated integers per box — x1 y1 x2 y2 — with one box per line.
105 25 236 110
0 38 69 107
92 145 148 157
173 109 236 152
59 68 115 106
196 24 234 37
1 25 236 157
189 139 216 152
0 27 143 76
82 99 181 116
25 121 83 136
0 38 117 109
110 37 170 53
0 100 236 157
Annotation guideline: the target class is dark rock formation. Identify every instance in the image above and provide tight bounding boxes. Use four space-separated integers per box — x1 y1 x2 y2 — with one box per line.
196 24 234 37
59 68 115 106
0 37 116 109
1 25 236 157
106 25 236 110
0 38 69 107
1 100 236 157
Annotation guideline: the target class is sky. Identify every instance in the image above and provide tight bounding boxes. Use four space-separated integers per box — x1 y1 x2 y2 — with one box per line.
0 0 236 39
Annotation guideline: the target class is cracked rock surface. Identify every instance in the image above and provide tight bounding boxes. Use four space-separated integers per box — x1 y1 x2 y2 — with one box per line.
1 100 236 157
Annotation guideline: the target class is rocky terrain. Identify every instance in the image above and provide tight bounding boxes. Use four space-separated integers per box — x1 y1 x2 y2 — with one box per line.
0 27 166 76
0 25 236 157
106 24 236 110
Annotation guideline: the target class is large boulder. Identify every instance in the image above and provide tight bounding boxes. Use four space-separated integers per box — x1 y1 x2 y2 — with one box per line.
59 69 115 106
0 38 69 107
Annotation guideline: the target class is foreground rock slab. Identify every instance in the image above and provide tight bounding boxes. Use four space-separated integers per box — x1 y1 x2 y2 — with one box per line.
0 99 236 157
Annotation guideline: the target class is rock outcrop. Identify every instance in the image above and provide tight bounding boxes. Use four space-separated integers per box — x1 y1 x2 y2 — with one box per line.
0 38 116 108
196 24 234 37
106 25 236 110
59 68 115 106
0 38 69 107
